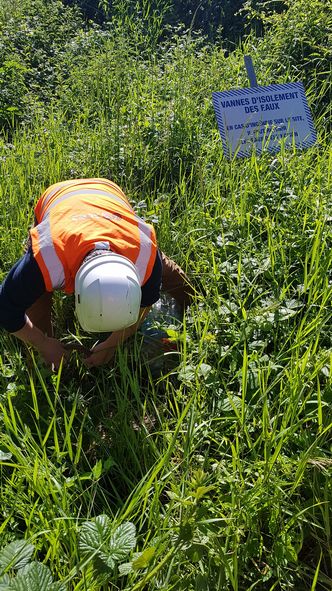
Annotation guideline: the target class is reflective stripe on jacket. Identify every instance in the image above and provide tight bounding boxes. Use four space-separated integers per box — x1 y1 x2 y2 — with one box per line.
30 178 157 294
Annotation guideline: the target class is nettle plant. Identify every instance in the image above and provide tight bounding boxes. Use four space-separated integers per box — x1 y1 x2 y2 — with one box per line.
0 539 64 591
0 515 154 590
78 514 155 580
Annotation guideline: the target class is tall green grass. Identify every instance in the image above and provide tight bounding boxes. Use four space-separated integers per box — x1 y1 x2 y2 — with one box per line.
1 1 332 589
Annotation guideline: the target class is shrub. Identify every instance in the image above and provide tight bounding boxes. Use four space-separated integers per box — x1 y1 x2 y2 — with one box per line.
0 0 83 129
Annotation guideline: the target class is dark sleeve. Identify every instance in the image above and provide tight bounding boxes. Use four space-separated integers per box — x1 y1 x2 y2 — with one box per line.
0 249 46 332
140 250 162 307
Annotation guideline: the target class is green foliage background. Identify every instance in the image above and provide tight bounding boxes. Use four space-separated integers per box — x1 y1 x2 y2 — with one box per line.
0 0 331 589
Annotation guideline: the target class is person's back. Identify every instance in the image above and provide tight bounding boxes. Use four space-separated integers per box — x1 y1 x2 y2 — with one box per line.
0 177 194 368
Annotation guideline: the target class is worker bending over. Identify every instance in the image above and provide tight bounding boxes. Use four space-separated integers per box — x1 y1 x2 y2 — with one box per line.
0 178 193 368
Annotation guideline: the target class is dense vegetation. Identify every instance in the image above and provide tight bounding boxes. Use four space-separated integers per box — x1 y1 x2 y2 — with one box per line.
62 0 286 42
0 0 331 589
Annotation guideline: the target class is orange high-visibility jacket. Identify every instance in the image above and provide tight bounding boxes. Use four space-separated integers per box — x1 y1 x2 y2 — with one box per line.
30 178 158 294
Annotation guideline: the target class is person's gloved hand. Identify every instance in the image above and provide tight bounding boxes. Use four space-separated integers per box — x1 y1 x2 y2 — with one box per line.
84 341 116 368
37 336 69 370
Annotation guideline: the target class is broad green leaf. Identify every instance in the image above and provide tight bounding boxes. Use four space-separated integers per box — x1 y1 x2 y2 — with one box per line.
109 522 136 562
178 364 195 383
179 523 193 542
278 306 298 321
8 562 65 591
178 363 212 384
321 365 330 377
186 543 207 563
220 394 242 413
105 556 115 570
118 562 133 576
198 363 212 377
92 460 103 480
79 514 112 558
192 485 215 501
10 562 52 591
195 573 209 591
79 516 135 570
132 547 155 570
0 573 11 590
0 541 34 572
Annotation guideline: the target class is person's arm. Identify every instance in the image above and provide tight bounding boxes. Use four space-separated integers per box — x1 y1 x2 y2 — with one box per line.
160 252 195 312
0 250 67 369
13 318 68 369
84 307 151 367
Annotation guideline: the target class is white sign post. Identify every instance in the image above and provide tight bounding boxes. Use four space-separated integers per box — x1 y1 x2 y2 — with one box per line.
212 57 317 159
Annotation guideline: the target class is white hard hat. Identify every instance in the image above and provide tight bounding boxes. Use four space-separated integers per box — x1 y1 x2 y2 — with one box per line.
75 253 141 332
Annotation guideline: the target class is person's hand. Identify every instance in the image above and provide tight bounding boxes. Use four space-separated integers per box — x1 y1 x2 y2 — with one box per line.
84 341 116 368
36 336 69 370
